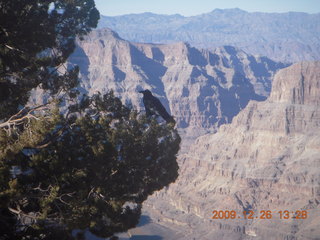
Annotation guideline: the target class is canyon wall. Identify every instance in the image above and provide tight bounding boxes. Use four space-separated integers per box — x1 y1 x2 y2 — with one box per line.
64 29 320 239
145 62 320 239
68 28 285 146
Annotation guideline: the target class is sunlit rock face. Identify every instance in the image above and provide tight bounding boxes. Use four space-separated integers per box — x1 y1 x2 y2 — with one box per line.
69 28 285 148
64 29 320 239
144 62 320 240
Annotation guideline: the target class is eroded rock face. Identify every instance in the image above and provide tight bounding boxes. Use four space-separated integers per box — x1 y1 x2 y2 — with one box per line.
69 29 285 135
145 62 320 239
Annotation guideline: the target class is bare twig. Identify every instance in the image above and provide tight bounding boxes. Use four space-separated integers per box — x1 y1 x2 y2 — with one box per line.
8 207 38 220
0 104 51 134
4 44 24 53
87 187 95 199
57 192 76 206
32 183 52 192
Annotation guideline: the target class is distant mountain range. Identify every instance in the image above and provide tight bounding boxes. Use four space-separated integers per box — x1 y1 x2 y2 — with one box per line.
98 8 320 63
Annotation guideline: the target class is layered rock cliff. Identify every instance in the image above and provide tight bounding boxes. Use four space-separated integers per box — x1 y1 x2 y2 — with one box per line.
68 28 285 146
144 62 320 239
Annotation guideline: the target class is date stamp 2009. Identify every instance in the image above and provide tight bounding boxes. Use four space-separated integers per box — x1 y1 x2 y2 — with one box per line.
211 210 308 220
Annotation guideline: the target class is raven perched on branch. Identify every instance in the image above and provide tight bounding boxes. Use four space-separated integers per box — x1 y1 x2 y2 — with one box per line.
139 90 175 124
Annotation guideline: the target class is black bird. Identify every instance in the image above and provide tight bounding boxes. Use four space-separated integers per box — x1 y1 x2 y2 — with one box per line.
139 90 175 124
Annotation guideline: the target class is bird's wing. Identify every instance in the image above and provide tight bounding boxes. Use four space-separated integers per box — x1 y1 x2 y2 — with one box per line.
151 96 172 121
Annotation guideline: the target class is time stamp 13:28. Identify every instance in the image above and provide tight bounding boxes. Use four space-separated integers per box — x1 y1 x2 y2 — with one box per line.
211 210 308 220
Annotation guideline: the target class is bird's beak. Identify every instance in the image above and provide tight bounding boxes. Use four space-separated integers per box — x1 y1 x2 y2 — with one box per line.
138 90 144 93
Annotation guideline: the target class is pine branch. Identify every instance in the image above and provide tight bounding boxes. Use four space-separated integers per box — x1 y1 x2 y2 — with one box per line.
0 104 50 133
8 207 39 220
33 126 66 149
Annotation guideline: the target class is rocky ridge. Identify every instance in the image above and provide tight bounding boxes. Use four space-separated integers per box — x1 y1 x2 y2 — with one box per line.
144 62 320 239
68 28 286 146
98 9 320 63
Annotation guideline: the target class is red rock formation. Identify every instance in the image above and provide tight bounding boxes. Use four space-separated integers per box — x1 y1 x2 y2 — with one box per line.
145 62 320 239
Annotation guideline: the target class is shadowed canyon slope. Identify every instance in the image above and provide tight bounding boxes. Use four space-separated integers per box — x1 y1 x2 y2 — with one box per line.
69 28 285 143
145 62 320 239
98 9 320 63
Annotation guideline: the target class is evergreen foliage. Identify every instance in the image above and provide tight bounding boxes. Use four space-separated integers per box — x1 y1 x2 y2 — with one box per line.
0 93 180 239
0 0 99 119
0 0 180 239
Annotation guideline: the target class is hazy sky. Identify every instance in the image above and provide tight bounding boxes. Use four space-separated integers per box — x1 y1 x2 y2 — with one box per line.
95 0 320 16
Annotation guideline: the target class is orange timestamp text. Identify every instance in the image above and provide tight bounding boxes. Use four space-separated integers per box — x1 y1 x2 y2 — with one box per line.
211 210 308 220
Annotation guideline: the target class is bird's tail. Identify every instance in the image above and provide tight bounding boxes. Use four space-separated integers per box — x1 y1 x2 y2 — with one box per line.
167 116 176 125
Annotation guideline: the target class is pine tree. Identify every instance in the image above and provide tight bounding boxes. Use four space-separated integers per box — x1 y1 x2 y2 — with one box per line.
0 1 180 239
0 0 99 119
0 93 180 239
